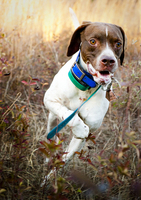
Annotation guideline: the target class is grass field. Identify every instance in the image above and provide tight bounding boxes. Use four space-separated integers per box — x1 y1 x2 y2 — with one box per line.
0 0 141 199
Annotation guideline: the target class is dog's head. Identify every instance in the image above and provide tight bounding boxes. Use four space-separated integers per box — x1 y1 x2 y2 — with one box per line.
67 21 126 85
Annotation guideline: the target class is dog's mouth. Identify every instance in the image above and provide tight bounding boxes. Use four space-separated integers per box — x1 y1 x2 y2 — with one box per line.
95 70 113 85
87 63 113 85
99 71 110 76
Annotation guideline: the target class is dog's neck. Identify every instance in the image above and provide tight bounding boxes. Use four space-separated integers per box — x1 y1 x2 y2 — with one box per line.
79 52 88 71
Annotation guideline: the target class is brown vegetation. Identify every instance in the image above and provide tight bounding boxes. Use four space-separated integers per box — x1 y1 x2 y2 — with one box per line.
0 0 141 199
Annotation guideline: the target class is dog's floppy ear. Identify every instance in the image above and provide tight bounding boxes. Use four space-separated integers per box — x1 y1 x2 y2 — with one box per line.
118 26 127 65
67 21 92 56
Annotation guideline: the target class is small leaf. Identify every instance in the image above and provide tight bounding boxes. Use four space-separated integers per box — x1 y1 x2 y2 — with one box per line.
109 153 115 163
24 186 31 191
136 148 140 160
55 159 65 166
118 166 123 173
90 139 96 144
1 33 5 38
0 189 6 193
19 181 23 186
17 114 22 120
32 78 40 81
40 141 49 149
133 140 141 144
77 188 82 193
42 83 49 87
11 110 14 118
122 146 129 152
126 131 135 136
107 176 112 185
31 87 35 92
97 155 101 161
19 105 26 111
39 147 50 158
21 81 29 85
118 165 130 176
107 172 114 176
87 158 92 164
75 151 81 155
118 151 123 159
86 133 96 144
122 143 129 149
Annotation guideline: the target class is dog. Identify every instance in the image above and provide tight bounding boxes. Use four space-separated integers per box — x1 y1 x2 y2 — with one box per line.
43 11 126 179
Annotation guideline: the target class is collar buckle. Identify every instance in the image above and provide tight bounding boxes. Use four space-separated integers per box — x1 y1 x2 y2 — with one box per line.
73 62 85 81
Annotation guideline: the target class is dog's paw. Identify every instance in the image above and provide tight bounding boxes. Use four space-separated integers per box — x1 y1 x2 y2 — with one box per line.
40 169 55 187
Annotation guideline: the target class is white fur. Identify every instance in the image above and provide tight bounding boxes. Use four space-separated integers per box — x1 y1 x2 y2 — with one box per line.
44 51 109 160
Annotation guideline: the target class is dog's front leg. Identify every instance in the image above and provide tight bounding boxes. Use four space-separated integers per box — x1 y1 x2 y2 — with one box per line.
44 92 89 139
63 136 86 164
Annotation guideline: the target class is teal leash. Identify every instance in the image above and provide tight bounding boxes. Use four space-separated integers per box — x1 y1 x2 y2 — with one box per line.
47 85 101 139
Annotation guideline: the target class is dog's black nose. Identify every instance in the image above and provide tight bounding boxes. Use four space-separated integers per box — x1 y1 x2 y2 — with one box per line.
100 55 116 67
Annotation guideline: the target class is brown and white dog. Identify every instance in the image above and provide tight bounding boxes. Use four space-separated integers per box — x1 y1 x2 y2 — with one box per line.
43 11 126 178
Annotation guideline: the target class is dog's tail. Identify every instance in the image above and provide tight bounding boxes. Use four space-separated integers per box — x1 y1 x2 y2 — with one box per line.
69 7 80 29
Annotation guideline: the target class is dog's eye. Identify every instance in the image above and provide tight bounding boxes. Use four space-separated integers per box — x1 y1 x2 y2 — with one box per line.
116 42 122 48
89 39 96 46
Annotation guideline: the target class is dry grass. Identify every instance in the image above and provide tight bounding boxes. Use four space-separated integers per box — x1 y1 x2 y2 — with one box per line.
0 0 141 199
0 0 141 51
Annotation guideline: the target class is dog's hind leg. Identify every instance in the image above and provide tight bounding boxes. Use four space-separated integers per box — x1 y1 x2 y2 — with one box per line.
45 112 59 163
41 112 60 187
47 112 58 133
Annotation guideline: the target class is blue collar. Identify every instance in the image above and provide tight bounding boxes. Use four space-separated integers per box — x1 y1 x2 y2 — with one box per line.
68 51 97 91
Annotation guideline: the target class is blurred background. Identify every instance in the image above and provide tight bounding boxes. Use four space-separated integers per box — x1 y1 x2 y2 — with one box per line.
0 0 141 52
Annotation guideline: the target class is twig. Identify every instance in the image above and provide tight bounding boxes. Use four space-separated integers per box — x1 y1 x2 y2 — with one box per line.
122 86 132 137
1 92 21 124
